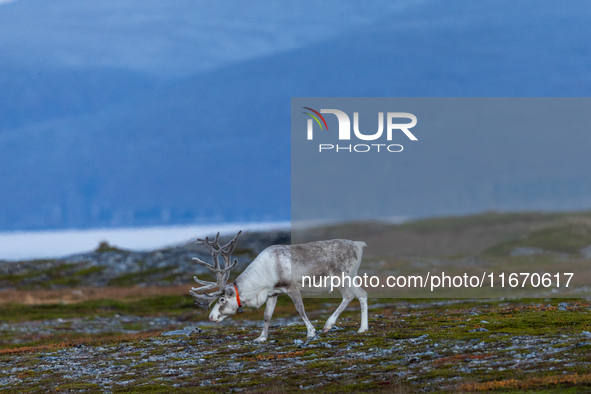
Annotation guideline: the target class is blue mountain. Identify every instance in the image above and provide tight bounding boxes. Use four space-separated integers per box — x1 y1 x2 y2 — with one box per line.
0 0 590 231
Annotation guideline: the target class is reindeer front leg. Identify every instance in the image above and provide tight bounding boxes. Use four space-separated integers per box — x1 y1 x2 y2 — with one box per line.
255 295 278 343
289 289 317 339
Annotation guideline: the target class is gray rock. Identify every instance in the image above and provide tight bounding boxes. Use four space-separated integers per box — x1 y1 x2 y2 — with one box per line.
162 326 202 337
580 244 591 258
558 302 569 311
510 247 545 256
410 334 429 343
470 327 489 332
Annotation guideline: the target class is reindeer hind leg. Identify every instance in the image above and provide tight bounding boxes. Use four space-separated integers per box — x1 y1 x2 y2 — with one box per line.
351 286 369 333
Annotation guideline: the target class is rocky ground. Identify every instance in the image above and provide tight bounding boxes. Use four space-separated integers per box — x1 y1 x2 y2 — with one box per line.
1 297 591 393
3 215 591 392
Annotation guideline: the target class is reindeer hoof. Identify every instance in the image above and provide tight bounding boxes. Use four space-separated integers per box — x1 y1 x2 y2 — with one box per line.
357 327 368 333
322 327 332 333
254 337 267 343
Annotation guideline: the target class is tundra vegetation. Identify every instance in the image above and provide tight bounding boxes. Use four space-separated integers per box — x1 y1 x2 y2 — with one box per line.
1 211 591 392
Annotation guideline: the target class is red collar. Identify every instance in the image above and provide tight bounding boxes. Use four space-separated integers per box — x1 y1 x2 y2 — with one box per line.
233 283 241 308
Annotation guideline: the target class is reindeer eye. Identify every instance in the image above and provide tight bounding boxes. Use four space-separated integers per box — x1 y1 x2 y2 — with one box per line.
220 297 226 303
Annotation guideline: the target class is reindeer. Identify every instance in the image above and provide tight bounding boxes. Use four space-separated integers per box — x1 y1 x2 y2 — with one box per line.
189 231 368 342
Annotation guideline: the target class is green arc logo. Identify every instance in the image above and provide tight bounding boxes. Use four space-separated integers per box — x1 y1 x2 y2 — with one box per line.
302 107 329 131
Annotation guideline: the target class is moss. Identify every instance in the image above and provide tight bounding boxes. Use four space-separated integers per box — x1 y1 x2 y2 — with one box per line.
0 295 196 324
132 361 157 369
2 295 591 393
42 276 82 288
0 271 41 286
0 262 77 288
121 323 148 331
55 382 102 391
76 265 107 276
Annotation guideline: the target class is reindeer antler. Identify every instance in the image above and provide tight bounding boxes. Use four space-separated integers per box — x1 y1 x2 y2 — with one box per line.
190 231 242 310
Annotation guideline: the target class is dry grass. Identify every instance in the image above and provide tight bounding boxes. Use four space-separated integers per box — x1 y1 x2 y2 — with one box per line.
0 285 190 305
459 373 591 391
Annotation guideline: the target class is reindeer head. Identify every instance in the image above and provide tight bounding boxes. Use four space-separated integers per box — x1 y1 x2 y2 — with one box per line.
189 231 242 322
